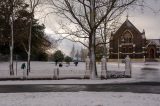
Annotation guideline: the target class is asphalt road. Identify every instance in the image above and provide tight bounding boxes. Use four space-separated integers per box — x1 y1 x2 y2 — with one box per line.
0 82 160 94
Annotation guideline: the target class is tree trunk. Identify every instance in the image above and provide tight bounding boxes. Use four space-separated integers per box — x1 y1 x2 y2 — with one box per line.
10 14 14 76
89 31 97 79
27 18 32 75
103 19 107 74
89 0 97 79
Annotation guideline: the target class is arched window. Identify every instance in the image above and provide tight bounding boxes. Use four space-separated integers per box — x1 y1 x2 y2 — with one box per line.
122 30 133 43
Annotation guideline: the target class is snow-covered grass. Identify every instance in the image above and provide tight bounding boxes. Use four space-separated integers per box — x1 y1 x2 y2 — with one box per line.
0 92 160 106
0 61 160 83
0 61 126 78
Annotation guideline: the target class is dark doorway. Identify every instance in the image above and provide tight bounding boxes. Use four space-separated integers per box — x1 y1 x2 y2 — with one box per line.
149 48 155 59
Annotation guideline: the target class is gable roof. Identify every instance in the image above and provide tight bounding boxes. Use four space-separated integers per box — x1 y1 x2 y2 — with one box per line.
147 39 160 46
124 19 141 33
113 19 145 39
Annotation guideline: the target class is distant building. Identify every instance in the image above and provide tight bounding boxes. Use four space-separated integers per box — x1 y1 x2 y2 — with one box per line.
109 19 160 60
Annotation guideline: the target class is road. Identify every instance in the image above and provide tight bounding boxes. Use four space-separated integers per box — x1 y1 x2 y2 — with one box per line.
0 82 160 94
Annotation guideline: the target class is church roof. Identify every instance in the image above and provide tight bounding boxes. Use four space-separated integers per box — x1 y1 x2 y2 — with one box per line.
147 39 160 46
113 19 145 39
124 19 141 33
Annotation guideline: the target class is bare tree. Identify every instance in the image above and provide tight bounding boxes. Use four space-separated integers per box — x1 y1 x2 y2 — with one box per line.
48 0 138 79
95 15 122 73
9 0 19 75
9 1 14 75
26 0 40 75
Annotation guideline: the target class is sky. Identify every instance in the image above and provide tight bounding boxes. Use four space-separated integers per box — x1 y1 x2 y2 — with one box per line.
35 0 160 56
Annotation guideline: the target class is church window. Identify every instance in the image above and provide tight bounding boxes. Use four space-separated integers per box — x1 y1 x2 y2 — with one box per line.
122 31 133 43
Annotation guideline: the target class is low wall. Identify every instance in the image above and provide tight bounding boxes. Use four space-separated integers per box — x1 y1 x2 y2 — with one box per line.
108 59 145 62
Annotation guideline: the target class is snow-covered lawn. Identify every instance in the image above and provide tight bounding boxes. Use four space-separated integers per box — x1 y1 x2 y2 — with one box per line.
0 62 126 78
0 61 160 83
0 92 159 106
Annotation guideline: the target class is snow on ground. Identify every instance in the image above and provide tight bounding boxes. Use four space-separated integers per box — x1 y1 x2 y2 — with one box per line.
0 92 160 106
0 62 160 106
0 61 160 84
0 62 126 78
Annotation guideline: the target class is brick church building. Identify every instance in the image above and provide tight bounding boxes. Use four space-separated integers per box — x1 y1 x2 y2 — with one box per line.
109 19 160 60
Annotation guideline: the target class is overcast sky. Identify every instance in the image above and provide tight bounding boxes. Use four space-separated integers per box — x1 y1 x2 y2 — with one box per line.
36 0 160 56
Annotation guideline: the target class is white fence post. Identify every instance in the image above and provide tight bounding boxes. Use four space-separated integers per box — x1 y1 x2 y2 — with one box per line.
85 56 90 78
101 56 107 79
53 68 59 79
125 55 132 78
